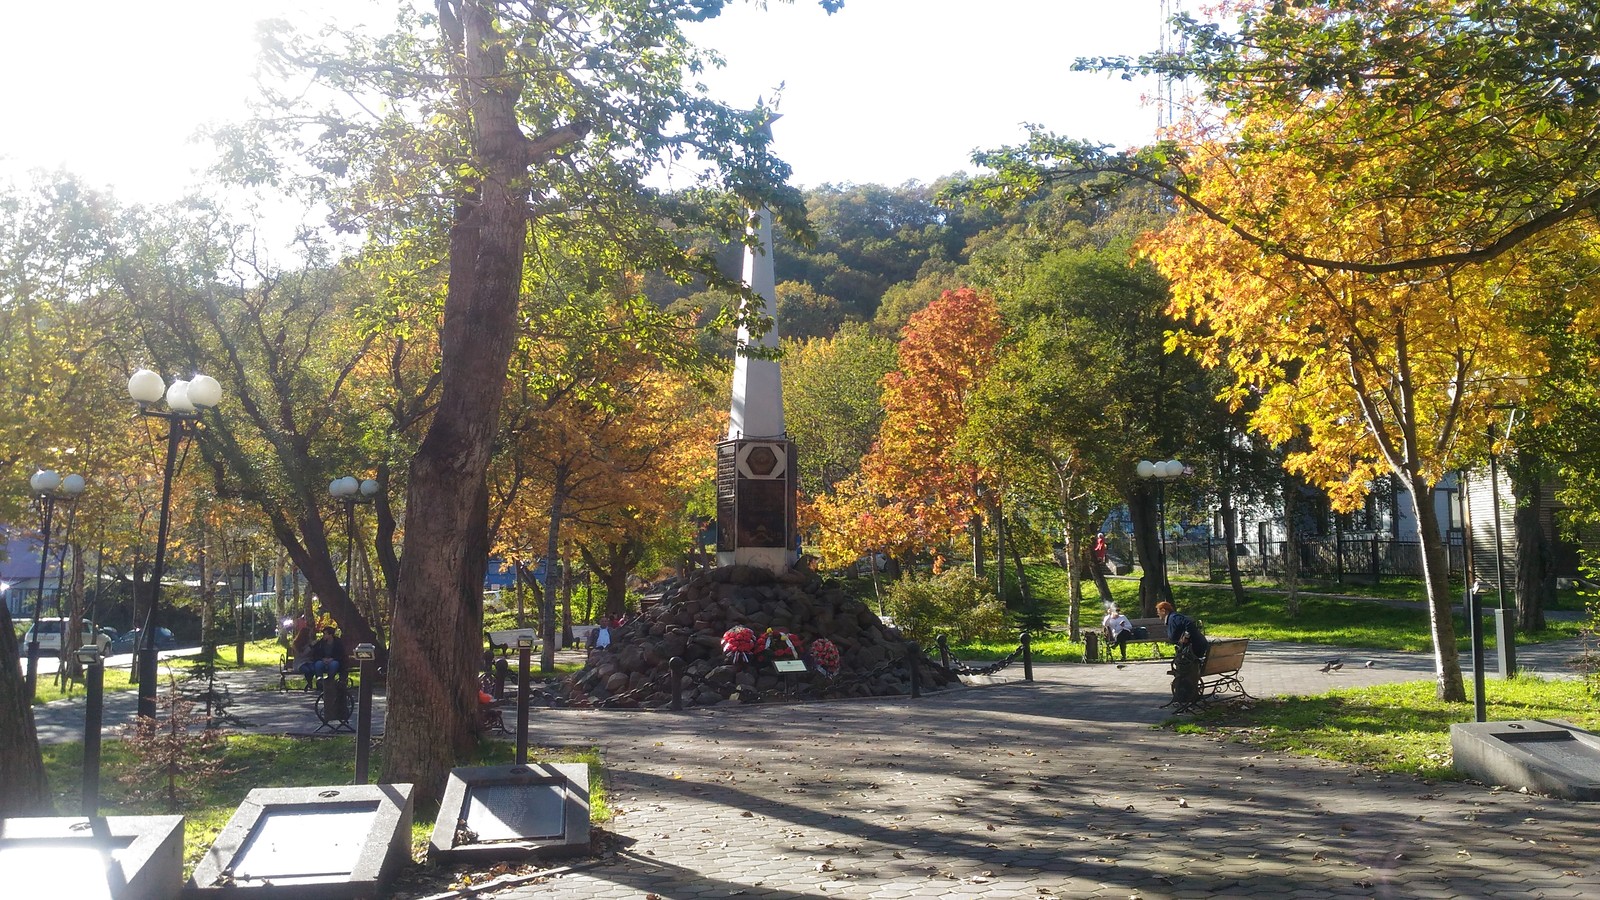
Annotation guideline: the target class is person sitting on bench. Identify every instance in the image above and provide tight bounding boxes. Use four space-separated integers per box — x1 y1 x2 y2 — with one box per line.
299 625 345 688
1102 605 1134 661
1157 601 1209 658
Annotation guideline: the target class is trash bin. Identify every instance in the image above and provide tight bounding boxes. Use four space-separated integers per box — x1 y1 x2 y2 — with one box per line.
1084 631 1099 663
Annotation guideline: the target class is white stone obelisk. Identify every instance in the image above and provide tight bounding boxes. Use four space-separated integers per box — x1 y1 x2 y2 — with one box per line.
728 205 783 442
716 198 797 572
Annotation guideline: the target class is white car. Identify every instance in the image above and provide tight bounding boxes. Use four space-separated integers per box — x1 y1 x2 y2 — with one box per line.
21 617 112 657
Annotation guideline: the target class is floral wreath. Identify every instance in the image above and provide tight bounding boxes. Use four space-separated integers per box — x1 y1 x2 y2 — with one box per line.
759 628 805 662
721 626 757 663
808 638 840 677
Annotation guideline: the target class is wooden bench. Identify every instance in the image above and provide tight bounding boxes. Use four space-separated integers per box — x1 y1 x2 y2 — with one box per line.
277 654 306 692
1164 638 1253 712
1105 617 1170 658
486 629 540 656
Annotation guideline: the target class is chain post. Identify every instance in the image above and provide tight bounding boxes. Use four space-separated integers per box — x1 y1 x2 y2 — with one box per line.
1022 630 1033 682
936 634 950 668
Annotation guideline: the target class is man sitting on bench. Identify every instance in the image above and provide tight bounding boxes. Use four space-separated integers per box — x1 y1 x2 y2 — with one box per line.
300 625 346 689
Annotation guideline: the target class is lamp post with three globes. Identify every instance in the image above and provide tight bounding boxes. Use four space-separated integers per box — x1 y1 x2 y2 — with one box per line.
126 368 223 719
24 468 86 700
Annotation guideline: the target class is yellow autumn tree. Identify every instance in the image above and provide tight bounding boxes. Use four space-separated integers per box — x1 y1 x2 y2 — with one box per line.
1142 112 1590 700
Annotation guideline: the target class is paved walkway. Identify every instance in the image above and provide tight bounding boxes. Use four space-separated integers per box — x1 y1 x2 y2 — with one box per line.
476 642 1600 899
27 639 1600 898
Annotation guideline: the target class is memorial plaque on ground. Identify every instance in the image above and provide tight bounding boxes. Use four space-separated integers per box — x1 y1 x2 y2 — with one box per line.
1452 719 1600 801
189 784 414 898
430 763 591 862
0 815 184 900
466 783 567 841
232 808 378 881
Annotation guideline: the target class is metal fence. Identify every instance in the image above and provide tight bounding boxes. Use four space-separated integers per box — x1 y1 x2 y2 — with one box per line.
1163 535 1466 584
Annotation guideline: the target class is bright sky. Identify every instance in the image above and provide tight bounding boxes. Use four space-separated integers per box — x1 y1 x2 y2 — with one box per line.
0 0 1163 205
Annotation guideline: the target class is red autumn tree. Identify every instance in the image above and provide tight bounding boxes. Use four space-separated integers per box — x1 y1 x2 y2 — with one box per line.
809 289 1005 565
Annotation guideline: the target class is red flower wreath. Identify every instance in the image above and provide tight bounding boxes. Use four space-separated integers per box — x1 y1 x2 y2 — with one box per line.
721 626 757 663
808 638 840 676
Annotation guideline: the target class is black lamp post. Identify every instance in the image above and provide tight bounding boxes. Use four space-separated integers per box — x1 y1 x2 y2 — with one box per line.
1137 459 1187 600
328 476 379 605
24 469 85 700
77 642 104 816
126 368 223 719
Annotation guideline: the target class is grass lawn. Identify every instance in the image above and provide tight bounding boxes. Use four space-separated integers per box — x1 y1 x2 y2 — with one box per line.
1173 676 1600 781
44 735 608 882
935 561 1586 659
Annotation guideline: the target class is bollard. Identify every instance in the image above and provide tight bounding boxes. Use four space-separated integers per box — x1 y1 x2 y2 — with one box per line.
516 636 533 765
354 643 376 784
1022 631 1034 682
80 649 104 816
1084 630 1099 664
908 642 922 699
937 634 951 669
670 657 686 711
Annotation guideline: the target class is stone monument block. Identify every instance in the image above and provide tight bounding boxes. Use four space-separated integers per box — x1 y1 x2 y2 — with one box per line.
1452 719 1600 800
429 763 590 862
188 783 414 897
0 815 183 900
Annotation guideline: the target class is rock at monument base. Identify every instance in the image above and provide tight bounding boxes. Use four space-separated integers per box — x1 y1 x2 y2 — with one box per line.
555 565 952 708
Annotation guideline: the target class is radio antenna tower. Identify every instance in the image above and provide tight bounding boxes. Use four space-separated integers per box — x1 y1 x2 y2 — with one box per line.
1157 0 1189 135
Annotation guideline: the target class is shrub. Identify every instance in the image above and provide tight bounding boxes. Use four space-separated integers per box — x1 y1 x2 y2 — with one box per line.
882 570 1010 643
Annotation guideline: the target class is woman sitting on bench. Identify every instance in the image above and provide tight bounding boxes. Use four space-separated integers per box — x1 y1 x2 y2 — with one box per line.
1157 601 1210 658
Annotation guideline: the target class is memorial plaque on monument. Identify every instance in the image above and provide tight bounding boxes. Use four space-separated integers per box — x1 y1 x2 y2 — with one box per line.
430 763 590 862
1452 719 1600 800
189 783 414 898
773 660 807 674
0 815 184 900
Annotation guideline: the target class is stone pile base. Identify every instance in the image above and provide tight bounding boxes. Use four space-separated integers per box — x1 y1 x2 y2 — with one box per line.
562 565 952 707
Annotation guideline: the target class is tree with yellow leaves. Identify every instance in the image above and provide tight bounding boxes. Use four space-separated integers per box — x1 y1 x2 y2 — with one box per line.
1142 123 1577 700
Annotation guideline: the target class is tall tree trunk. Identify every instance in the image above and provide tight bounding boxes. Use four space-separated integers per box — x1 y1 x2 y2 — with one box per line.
540 472 570 673
561 540 575 647
1219 482 1246 605
383 0 536 808
1511 452 1551 633
1282 476 1302 616
969 508 985 578
1410 479 1467 701
0 599 48 815
1062 518 1082 640
1127 484 1164 616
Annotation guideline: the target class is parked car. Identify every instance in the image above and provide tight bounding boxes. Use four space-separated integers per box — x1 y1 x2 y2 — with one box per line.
110 627 178 655
20 618 111 657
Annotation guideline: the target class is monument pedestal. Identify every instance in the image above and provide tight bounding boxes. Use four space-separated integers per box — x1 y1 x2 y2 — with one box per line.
716 438 796 571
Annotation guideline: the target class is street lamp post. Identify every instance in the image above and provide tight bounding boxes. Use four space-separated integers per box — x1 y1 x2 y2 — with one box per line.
328 476 379 605
127 368 223 719
1136 459 1187 601
25 469 86 699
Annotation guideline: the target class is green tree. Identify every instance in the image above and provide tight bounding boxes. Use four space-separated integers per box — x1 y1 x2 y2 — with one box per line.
782 323 896 499
242 0 841 804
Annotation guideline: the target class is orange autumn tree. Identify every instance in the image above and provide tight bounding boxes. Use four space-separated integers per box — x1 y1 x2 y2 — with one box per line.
1142 116 1576 701
808 288 1005 568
